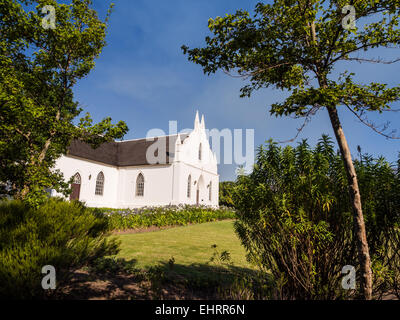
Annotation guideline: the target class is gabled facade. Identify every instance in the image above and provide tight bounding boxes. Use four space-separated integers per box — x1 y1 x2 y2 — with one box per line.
52 112 219 208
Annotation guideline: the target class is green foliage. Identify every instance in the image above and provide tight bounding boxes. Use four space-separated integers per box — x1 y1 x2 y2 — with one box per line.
219 181 236 207
233 135 400 299
0 198 119 299
358 153 400 299
0 0 128 206
94 205 236 231
217 274 274 300
207 244 273 300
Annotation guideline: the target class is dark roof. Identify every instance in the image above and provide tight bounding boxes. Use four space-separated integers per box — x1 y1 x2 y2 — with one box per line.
67 134 189 167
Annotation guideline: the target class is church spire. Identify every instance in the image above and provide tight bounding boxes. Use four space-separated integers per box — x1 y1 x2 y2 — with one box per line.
194 110 200 130
200 114 205 129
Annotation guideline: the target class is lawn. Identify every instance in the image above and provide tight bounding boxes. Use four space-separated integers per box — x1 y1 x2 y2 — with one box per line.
114 220 256 280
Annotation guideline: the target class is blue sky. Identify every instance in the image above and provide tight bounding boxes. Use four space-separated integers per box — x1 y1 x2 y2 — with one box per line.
73 0 400 181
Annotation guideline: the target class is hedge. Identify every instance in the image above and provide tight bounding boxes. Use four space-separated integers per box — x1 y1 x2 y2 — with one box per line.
92 205 236 231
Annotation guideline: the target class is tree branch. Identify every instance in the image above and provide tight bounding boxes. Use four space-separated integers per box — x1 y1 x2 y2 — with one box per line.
343 57 400 64
345 104 400 139
277 105 321 143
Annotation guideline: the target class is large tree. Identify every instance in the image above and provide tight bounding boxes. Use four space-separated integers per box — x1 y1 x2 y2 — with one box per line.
182 0 400 299
0 0 128 206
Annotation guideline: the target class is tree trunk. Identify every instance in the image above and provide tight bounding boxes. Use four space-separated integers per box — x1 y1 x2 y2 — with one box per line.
38 110 61 164
16 110 61 200
327 106 373 300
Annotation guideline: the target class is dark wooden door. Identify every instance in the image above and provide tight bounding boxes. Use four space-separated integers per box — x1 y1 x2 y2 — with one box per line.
196 189 199 206
70 183 81 200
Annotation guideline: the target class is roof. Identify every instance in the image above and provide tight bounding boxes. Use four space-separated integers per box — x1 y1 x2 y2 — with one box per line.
67 133 189 167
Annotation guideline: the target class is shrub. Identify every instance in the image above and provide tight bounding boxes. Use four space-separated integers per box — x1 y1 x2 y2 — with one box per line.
354 154 400 299
233 136 400 299
0 198 119 299
93 205 236 231
219 182 236 207
88 257 140 276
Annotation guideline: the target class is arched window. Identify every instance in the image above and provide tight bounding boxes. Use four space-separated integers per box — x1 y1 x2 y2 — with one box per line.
198 143 202 160
187 175 191 198
95 172 104 196
73 173 81 185
209 181 212 201
136 173 144 197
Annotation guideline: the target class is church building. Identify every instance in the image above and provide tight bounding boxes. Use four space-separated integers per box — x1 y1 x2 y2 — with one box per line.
52 112 219 208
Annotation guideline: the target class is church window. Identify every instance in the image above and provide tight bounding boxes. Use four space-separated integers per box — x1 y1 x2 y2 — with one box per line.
136 173 144 197
187 175 191 198
199 143 202 160
73 173 81 184
95 172 104 196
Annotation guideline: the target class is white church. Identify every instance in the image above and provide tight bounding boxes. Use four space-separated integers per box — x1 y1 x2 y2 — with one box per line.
52 112 219 208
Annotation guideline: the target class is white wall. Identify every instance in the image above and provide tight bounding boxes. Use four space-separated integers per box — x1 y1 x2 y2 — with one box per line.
53 155 120 208
116 165 175 208
174 162 219 207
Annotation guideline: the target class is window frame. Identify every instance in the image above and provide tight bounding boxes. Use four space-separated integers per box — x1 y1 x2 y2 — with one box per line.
187 175 191 198
95 172 104 196
198 143 202 160
136 173 145 197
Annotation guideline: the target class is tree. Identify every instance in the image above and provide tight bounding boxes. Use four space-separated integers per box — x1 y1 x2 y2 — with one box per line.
182 0 400 299
0 0 128 206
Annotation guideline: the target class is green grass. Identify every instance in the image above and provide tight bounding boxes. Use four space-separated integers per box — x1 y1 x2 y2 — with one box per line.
114 220 256 280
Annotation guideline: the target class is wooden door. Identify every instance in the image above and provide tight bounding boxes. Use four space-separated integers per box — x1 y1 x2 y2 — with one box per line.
196 189 199 206
70 173 81 201
70 183 81 200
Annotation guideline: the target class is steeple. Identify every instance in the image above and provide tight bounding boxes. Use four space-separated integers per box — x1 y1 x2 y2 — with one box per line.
200 114 205 129
194 110 200 130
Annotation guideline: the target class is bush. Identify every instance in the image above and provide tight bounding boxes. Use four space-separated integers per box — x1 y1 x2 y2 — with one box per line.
233 136 400 299
355 154 400 299
93 205 236 231
0 198 119 299
219 181 236 207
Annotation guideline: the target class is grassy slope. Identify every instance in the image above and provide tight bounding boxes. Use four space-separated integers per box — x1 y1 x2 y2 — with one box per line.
114 221 255 279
